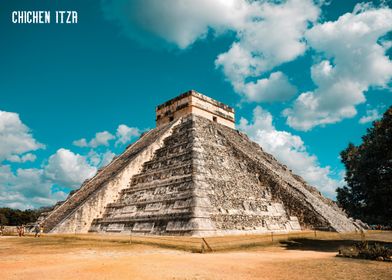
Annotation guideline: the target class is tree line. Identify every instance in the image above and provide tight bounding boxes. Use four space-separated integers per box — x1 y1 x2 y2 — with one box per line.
0 207 47 226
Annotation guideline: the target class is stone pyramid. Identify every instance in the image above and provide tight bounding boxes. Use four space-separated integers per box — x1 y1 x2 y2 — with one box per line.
41 91 361 235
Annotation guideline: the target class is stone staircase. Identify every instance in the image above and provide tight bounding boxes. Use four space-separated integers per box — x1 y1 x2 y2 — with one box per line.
41 122 173 233
47 115 360 235
91 118 199 235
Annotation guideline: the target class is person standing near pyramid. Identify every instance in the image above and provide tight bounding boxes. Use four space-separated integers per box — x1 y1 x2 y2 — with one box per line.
34 224 41 237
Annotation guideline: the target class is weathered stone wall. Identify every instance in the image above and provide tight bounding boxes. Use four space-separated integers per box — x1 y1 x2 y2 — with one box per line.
92 117 214 235
193 116 300 234
94 116 301 236
156 90 235 129
46 114 359 235
213 118 359 232
45 121 179 233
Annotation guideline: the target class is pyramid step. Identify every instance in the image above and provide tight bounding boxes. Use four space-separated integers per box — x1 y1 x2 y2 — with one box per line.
124 177 192 196
120 183 193 202
152 140 191 158
160 126 192 144
99 211 193 223
90 114 360 236
142 150 193 172
106 192 193 208
122 174 193 194
129 174 195 190
130 163 193 185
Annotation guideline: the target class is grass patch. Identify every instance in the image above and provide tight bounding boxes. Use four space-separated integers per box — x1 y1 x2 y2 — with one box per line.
338 241 392 262
4 230 391 254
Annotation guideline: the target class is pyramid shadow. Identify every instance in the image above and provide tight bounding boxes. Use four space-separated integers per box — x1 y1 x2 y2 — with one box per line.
280 238 392 252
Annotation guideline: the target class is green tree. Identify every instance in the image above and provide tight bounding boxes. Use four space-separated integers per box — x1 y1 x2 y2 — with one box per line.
0 213 8 225
0 207 44 226
337 106 392 226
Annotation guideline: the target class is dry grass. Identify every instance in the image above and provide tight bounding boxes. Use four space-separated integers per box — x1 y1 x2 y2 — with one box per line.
0 231 391 280
15 230 388 253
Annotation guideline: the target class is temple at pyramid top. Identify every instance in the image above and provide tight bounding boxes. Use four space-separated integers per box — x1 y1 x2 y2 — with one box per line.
156 90 235 129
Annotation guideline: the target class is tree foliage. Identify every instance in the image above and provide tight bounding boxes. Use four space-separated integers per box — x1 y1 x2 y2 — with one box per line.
0 208 42 226
337 106 392 226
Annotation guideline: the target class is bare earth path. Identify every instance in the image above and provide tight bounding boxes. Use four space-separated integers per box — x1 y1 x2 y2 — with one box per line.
1 235 391 280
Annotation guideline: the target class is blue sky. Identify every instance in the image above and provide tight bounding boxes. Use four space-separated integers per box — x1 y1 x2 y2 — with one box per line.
0 0 391 209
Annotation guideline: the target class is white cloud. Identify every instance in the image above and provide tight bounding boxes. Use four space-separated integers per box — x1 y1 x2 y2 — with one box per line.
359 108 383 124
284 5 392 131
101 150 116 166
115 124 140 146
102 0 253 49
102 0 392 125
87 150 101 166
7 153 37 163
0 110 69 209
0 146 101 209
0 110 44 162
215 0 318 101
44 148 97 189
72 138 88 147
239 106 341 198
0 165 67 210
73 124 140 148
238 72 297 102
0 110 130 209
102 0 318 102
90 131 115 148
87 149 116 167
73 131 115 148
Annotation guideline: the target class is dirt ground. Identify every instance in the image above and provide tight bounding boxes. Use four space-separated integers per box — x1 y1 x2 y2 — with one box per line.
1 234 391 280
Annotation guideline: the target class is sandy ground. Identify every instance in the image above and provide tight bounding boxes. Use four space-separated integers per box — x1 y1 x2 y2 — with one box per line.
1 235 391 280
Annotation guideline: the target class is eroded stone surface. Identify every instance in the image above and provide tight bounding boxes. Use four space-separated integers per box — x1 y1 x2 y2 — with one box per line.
40 95 361 235
86 115 360 235
42 120 179 233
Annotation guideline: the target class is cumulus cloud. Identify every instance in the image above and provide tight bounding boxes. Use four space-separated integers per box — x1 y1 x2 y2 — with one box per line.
7 153 37 163
0 110 131 209
72 138 88 148
0 110 70 209
102 0 252 49
102 0 391 124
73 124 139 148
0 110 44 162
215 0 317 101
359 108 383 124
102 0 318 102
0 165 68 210
89 131 115 148
87 149 116 167
115 124 140 146
44 148 97 189
0 147 101 209
239 106 341 198
237 72 297 102
73 131 115 148
284 5 392 131
100 150 116 166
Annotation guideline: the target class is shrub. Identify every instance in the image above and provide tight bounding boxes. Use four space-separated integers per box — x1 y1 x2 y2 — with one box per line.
338 241 392 261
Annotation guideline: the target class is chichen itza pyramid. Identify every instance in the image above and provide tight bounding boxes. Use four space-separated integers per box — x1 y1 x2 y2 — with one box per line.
40 90 363 235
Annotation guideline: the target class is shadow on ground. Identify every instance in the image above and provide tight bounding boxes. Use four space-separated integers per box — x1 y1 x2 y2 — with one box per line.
281 239 392 252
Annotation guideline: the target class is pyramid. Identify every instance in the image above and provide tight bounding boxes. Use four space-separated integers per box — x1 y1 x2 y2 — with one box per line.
41 90 362 235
